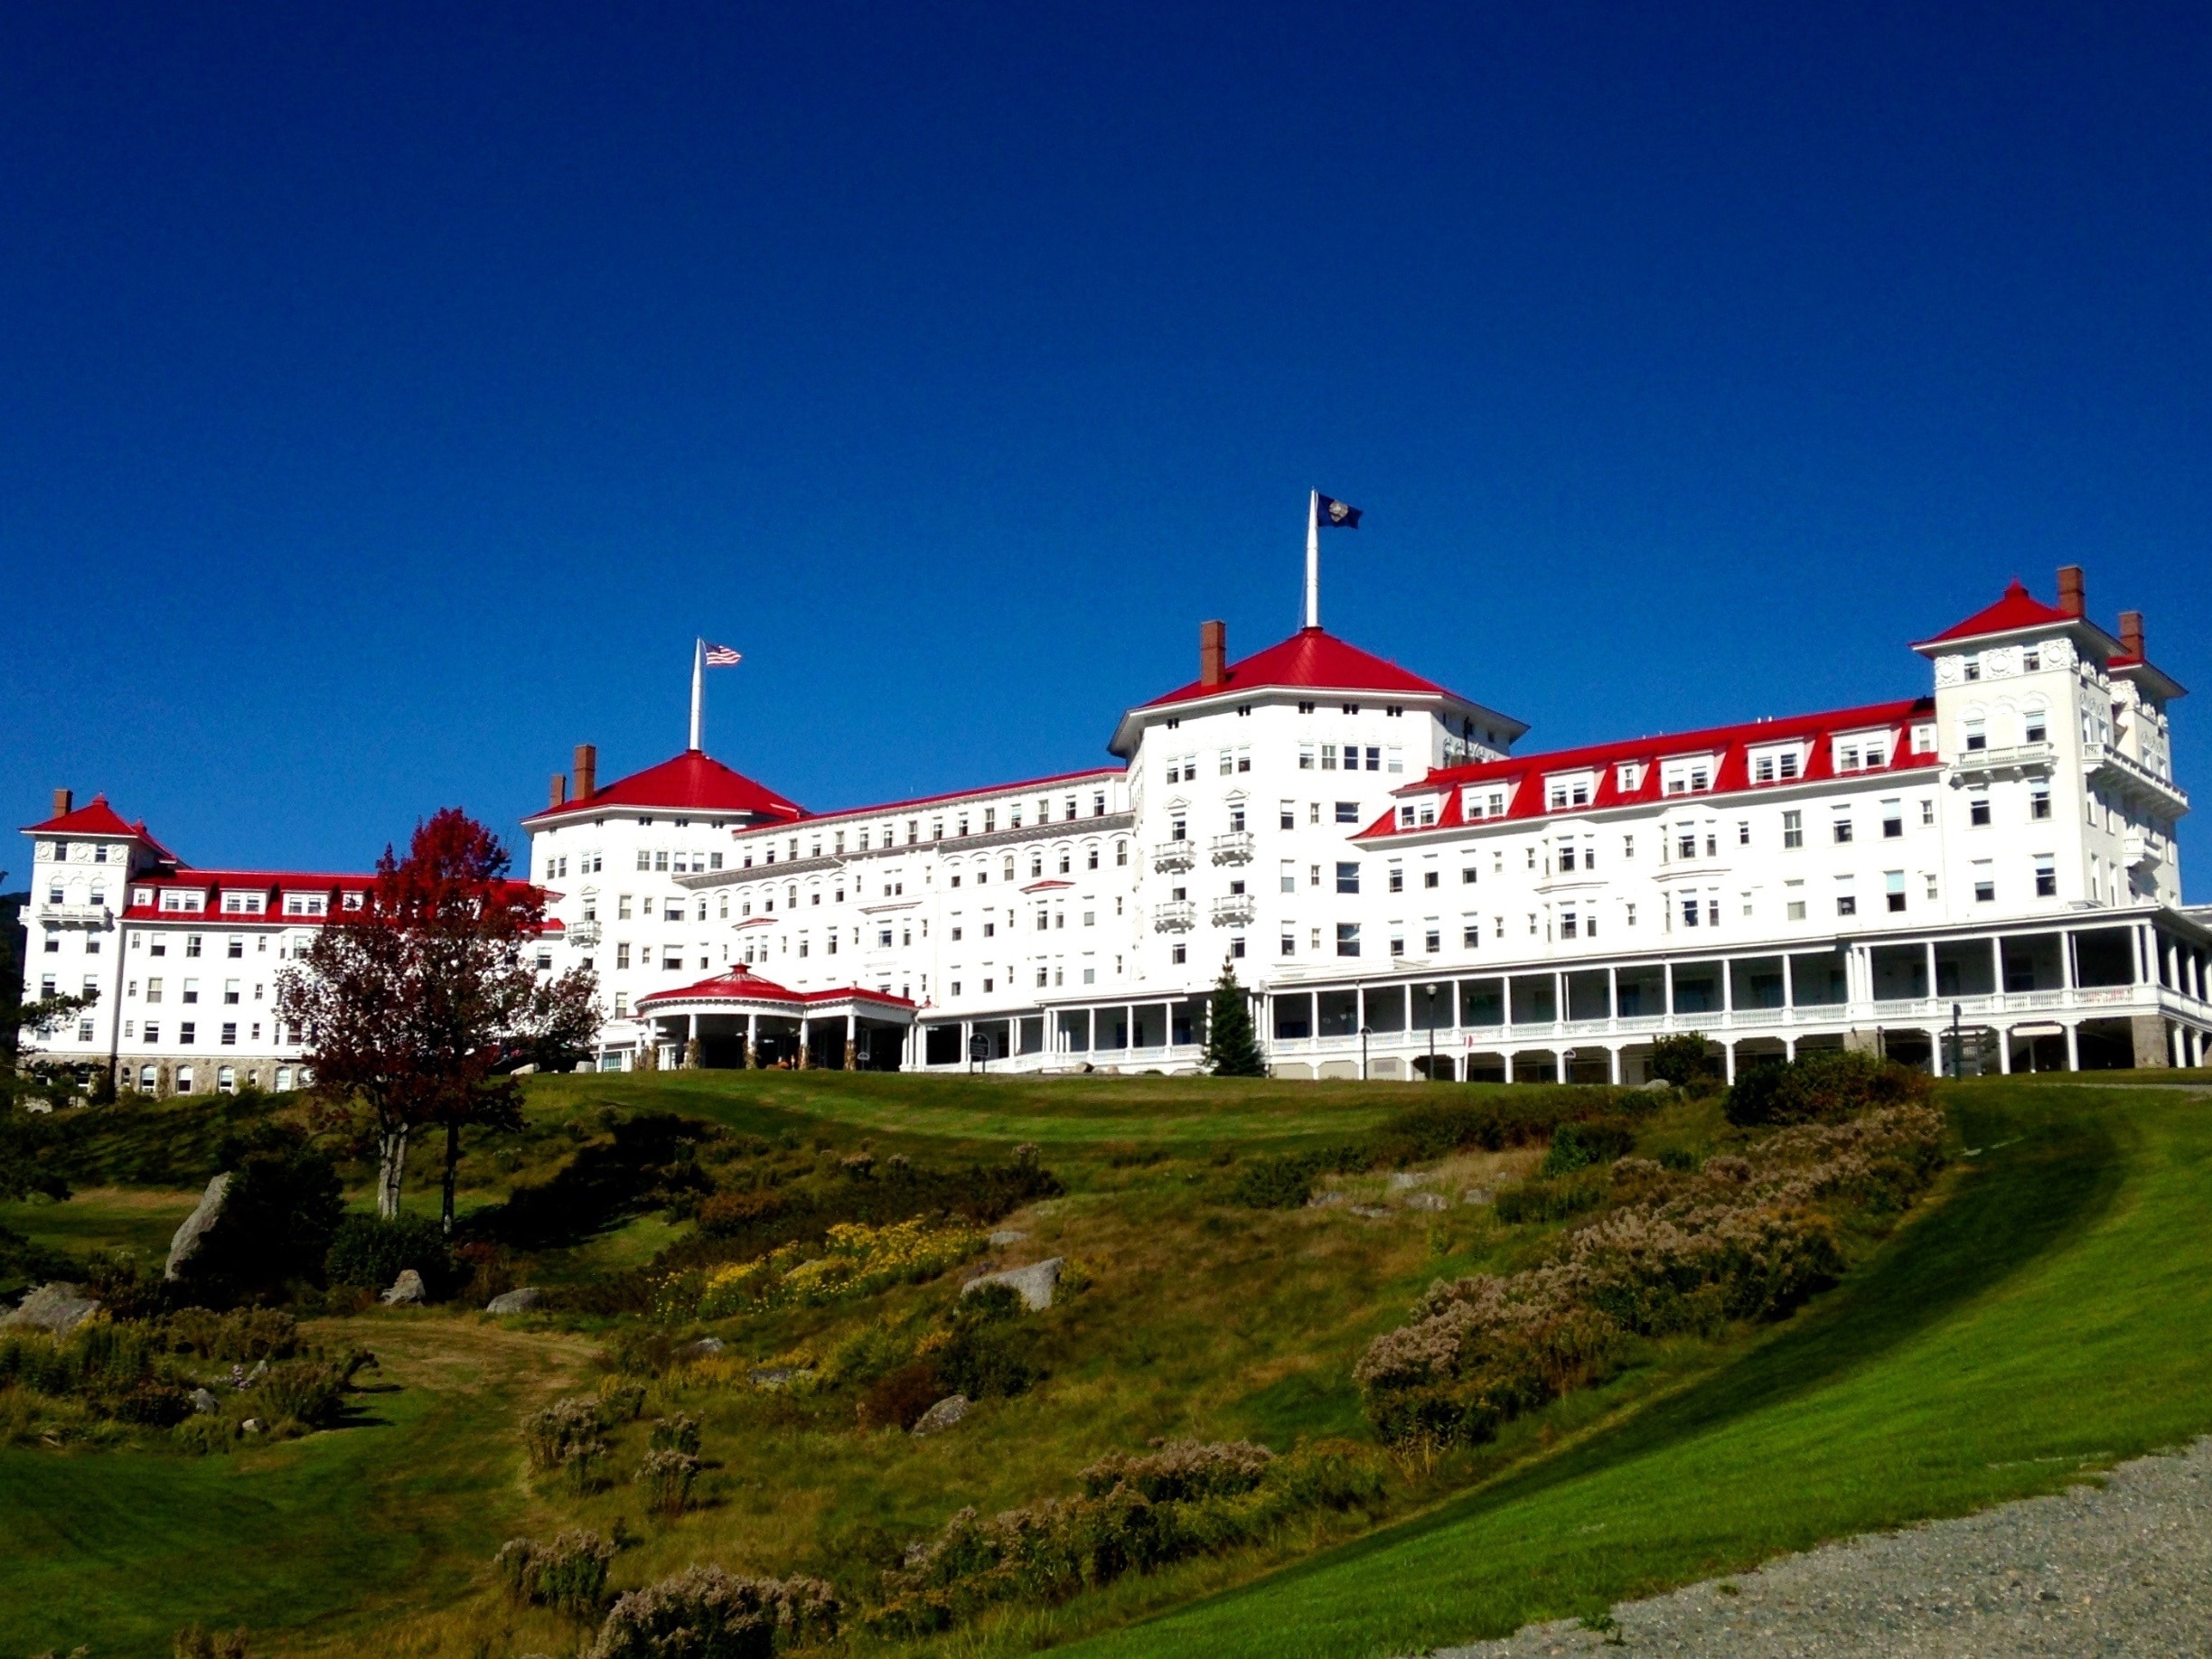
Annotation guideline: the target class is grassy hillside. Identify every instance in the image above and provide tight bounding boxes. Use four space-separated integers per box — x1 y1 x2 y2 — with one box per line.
0 1071 2203 1658
1065 1079 2212 1657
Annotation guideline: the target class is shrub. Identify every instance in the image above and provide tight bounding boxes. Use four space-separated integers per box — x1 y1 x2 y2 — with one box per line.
1539 1118 1638 1176
1725 1049 1935 1128
858 1363 942 1431
932 1283 1038 1401
173 1625 249 1659
158 1307 300 1362
669 1218 985 1321
496 1529 616 1618
1356 1102 1946 1449
587 1566 839 1659
325 1214 452 1292
522 1396 611 1472
697 1190 788 1237
868 1439 1383 1636
171 1127 345 1305
253 1350 376 1431
1078 1439 1274 1502
1648 1035 1722 1091
1493 1168 1609 1224
637 1447 702 1516
649 1412 701 1454
1228 1153 1328 1209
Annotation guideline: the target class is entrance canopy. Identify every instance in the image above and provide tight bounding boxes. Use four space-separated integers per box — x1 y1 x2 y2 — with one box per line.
637 965 917 1027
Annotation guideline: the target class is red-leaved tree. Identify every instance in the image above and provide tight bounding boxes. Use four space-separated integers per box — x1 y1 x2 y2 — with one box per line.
278 809 598 1232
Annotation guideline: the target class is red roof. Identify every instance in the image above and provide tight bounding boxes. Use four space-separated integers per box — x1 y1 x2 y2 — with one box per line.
1917 580 2076 646
1358 696 1938 839
23 794 144 838
637 965 915 1011
525 749 805 826
1142 627 1464 709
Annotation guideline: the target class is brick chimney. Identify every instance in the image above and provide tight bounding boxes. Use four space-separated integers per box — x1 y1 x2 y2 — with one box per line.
52 787 71 818
2057 565 2085 618
1199 620 1226 688
573 743 596 801
2119 609 2144 658
548 773 567 810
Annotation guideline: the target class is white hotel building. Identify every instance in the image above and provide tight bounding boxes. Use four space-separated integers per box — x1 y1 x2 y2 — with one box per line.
520 563 2207 1080
19 561 2209 1090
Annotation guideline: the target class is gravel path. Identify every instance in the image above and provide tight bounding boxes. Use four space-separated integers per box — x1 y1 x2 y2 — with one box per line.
1431 1438 2212 1658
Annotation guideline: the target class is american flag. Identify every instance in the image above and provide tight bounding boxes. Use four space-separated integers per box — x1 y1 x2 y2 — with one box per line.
702 642 743 667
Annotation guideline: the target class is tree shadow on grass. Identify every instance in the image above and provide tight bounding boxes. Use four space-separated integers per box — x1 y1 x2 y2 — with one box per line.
1169 1088 2123 1607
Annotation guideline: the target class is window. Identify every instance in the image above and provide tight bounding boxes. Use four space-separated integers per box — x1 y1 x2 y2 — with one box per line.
1461 865 1477 885
2030 784 2051 820
1832 811 1853 844
1423 867 1439 888
180 1022 197 1045
1386 746 1403 773
1279 801 1295 830
1336 862 1360 894
1298 745 1315 771
1973 861 1995 903
1964 717 1987 752
1881 801 1902 839
1681 894 1700 928
222 979 240 1005
1834 877 1856 918
1279 860 1297 894
1320 744 1337 771
2023 647 2042 671
1911 724 1936 754
1462 920 1481 947
1969 790 1992 828
1963 653 1982 682
1336 923 1361 957
1782 810 1803 848
1388 865 1403 893
2034 856 2057 897
2024 707 2048 744
1335 801 1359 823
1885 871 1906 913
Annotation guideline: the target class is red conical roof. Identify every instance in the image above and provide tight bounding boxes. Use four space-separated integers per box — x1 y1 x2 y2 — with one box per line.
1142 627 1459 708
525 749 804 825
1917 579 2076 646
23 793 143 837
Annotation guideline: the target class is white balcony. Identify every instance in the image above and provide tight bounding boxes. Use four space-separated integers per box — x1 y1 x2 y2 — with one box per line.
1946 740 2055 783
1210 893 1256 926
1153 899 1195 932
39 904 111 926
567 920 603 947
1152 840 1196 872
1209 830 1254 865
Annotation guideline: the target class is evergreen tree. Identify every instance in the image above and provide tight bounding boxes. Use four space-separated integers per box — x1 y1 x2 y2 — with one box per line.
1203 958 1266 1077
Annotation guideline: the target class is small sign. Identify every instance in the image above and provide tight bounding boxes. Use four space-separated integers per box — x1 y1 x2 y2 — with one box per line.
968 1035 990 1062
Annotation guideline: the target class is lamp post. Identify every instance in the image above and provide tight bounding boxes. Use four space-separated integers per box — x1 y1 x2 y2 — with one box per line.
1425 983 1439 1083
1950 1001 1963 1080
1360 1024 1372 1081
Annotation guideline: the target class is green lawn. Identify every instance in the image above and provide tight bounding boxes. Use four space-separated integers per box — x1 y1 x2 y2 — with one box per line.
0 1185 203 1263
0 1316 596 1658
1064 1078 2212 1657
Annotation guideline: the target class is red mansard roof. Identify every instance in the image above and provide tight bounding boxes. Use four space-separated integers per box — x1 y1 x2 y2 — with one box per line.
525 749 806 827
1916 579 2078 647
1143 627 1464 709
637 966 915 1010
1357 696 1937 840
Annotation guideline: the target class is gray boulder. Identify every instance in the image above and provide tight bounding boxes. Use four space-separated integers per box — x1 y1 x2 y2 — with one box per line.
4 1281 102 1337
962 1257 1062 1311
164 1172 234 1280
911 1394 970 1436
380 1268 426 1307
683 1336 726 1358
988 1228 1029 1247
190 1387 220 1416
1402 1192 1449 1212
484 1287 541 1315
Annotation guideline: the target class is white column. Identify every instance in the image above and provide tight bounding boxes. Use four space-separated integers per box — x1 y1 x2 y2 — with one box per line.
2064 1022 2080 1072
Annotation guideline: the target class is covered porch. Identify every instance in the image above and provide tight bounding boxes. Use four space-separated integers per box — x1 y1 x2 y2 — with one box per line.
636 968 917 1071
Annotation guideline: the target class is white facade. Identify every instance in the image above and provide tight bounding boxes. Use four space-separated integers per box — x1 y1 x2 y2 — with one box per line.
14 792 364 1095
526 567 2207 1078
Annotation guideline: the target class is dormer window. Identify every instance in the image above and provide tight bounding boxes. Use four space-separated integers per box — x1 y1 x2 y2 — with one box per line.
1911 724 1936 755
1660 757 1713 796
1462 785 1509 820
1616 762 1645 792
1544 772 1593 811
1750 745 1804 785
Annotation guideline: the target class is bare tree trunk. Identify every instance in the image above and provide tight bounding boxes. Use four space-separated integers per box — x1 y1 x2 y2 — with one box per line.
377 1124 408 1219
441 1120 461 1237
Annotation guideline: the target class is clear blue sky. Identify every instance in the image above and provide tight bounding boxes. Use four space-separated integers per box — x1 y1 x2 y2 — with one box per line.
4 4 2207 885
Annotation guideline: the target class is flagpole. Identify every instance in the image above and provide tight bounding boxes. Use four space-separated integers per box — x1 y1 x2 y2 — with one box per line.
1304 490 1321 630
689 639 704 752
